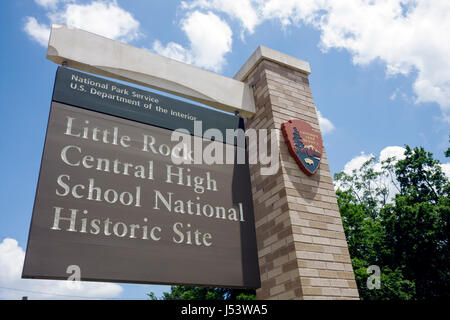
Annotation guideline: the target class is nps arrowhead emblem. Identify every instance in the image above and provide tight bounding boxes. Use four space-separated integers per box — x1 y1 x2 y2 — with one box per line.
281 119 323 176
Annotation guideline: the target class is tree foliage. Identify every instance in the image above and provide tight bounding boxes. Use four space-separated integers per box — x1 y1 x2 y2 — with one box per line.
446 135 450 158
335 145 449 299
148 286 256 300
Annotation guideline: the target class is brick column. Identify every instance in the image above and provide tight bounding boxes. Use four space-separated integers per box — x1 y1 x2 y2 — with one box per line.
235 46 359 300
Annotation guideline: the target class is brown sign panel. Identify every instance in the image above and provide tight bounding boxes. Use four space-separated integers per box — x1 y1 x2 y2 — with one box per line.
22 101 260 288
281 119 323 176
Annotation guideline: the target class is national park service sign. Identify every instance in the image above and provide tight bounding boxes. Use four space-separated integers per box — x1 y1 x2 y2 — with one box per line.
281 119 323 176
22 67 260 289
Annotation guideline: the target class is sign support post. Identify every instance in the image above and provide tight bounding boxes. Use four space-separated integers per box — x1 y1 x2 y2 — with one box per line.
235 46 359 299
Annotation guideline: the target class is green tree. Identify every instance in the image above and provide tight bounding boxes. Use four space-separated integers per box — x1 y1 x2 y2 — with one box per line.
446 135 450 157
148 286 256 300
335 145 450 300
380 146 450 299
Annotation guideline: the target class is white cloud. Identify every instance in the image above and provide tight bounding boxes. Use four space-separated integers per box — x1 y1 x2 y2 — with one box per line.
49 1 140 42
317 110 335 135
23 17 51 46
441 163 450 180
152 40 193 64
35 0 63 9
343 152 374 175
24 0 450 119
181 0 450 121
339 145 449 201
317 1 450 121
24 0 140 47
378 145 406 163
182 11 232 71
340 146 407 201
258 0 326 28
35 0 75 10
154 11 232 72
0 238 122 300
334 151 374 197
182 0 259 36
390 88 399 101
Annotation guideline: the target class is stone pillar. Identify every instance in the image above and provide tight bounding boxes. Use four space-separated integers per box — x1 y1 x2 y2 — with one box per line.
235 46 359 300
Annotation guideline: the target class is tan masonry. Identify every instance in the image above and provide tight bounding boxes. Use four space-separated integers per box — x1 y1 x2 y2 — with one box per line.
235 46 359 300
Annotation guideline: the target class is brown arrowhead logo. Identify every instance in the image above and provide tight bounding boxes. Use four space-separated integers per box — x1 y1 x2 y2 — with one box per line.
281 119 323 176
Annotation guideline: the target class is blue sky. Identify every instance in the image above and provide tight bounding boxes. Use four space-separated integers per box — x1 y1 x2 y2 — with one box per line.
0 0 449 299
